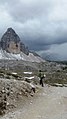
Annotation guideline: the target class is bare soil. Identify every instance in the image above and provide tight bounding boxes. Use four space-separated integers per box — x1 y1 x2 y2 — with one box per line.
0 85 67 119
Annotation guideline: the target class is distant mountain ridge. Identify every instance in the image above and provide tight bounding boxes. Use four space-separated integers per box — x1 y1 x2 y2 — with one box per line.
43 52 67 61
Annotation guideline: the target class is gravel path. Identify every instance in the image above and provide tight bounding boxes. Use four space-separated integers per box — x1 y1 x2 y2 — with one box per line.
0 86 67 119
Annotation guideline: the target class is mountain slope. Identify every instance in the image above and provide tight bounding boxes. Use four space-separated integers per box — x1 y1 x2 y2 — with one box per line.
0 49 44 62
0 28 45 62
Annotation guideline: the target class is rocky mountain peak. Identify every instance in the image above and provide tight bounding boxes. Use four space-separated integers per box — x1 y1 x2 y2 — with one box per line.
0 28 29 55
7 27 15 33
1 27 20 43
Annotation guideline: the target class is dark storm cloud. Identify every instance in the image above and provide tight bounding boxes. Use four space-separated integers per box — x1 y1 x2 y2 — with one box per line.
22 28 67 51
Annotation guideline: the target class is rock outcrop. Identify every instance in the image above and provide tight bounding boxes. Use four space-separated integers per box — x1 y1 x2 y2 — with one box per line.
0 28 29 55
0 78 36 115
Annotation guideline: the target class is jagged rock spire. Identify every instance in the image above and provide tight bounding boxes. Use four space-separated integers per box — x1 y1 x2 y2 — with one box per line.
1 28 20 43
0 28 29 55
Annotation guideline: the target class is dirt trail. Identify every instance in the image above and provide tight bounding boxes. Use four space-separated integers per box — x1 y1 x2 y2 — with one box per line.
0 86 67 119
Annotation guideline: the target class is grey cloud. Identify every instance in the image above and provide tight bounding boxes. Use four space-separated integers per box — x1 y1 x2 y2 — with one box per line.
0 0 67 60
23 38 51 51
4 0 51 22
21 26 67 51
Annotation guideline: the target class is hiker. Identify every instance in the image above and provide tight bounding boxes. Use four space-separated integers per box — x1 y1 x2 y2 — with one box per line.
38 70 45 87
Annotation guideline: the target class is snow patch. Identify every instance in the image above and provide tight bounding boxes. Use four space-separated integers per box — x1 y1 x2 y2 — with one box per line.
24 76 35 80
23 72 32 74
12 72 17 75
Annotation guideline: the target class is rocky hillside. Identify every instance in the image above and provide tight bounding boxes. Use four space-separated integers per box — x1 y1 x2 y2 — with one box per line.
0 28 29 55
0 77 37 115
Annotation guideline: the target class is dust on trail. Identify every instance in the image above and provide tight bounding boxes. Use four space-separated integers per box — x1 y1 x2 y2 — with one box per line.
0 86 67 119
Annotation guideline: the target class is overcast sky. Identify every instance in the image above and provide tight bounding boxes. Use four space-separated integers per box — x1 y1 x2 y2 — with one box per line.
0 0 67 60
